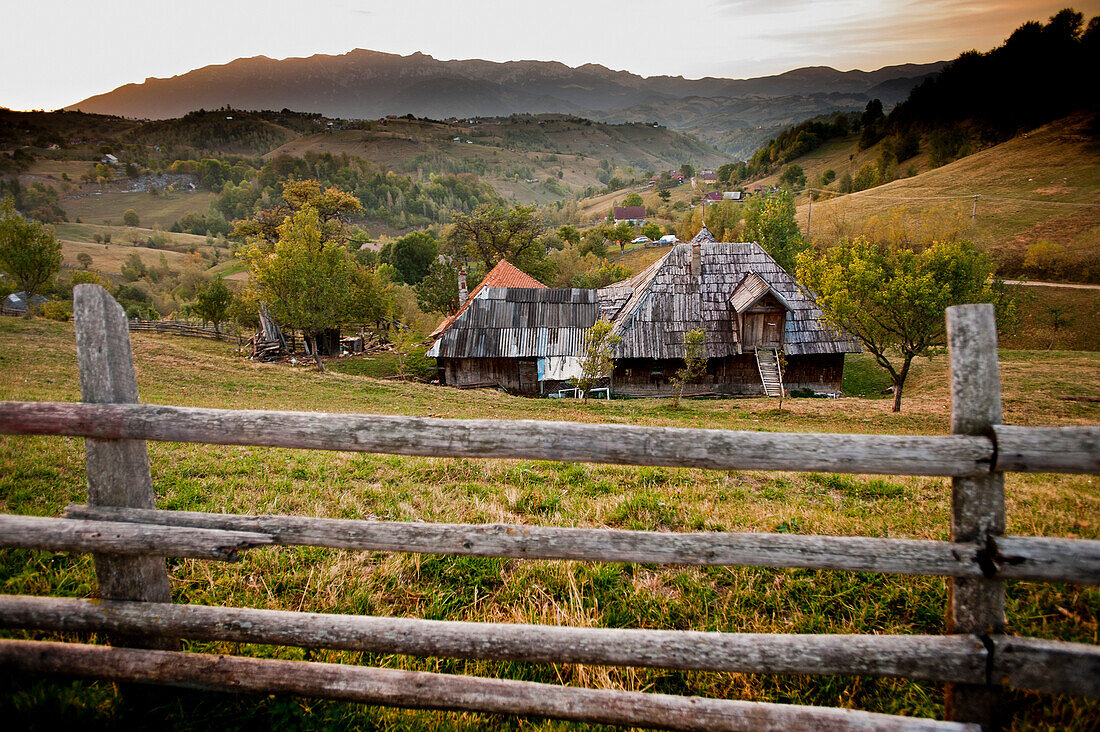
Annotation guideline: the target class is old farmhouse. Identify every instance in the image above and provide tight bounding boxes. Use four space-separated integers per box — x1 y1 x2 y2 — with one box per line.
426 228 858 397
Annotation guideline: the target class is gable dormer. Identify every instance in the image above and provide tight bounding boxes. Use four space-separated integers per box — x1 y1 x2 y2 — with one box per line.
730 272 791 349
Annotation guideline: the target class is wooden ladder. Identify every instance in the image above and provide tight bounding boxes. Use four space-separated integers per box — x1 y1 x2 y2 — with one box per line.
755 347 784 398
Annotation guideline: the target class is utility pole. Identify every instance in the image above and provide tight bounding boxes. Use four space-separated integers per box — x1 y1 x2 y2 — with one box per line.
807 194 812 239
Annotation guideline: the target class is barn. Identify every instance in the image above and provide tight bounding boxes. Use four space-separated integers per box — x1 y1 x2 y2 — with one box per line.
426 286 598 395
426 229 858 397
597 227 859 397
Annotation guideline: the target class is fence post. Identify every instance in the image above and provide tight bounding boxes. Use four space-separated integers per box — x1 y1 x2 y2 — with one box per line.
73 285 174 649
945 303 1004 730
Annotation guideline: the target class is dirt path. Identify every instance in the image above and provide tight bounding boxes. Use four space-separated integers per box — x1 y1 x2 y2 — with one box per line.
1002 279 1100 290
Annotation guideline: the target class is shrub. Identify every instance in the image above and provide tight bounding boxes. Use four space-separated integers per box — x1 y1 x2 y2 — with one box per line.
41 300 72 322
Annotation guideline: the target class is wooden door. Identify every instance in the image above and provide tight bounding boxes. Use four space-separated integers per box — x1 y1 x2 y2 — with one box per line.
763 314 784 347
517 360 538 394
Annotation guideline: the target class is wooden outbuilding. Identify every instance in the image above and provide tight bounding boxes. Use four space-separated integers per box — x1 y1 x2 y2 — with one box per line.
426 285 598 395
597 227 859 397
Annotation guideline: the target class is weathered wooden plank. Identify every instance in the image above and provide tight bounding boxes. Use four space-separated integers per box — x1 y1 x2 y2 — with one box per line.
64 505 986 577
0 401 996 477
73 285 174 652
945 304 1005 730
0 639 979 731
57 506 1100 585
0 595 988 684
993 536 1100 584
0 514 271 561
990 636 1100 699
992 425 1100 474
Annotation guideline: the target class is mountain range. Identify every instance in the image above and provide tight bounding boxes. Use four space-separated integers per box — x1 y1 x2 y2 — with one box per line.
66 50 946 158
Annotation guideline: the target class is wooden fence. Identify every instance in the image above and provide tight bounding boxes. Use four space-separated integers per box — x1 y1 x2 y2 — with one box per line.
127 319 238 342
0 284 1097 731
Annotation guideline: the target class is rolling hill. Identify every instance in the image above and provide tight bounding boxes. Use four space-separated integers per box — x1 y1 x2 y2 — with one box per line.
64 49 944 158
266 115 724 205
785 112 1100 282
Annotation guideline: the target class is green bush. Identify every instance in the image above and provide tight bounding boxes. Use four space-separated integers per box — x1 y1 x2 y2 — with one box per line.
40 300 72 322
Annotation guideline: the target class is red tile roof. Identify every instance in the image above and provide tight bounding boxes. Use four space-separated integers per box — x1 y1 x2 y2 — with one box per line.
428 260 547 339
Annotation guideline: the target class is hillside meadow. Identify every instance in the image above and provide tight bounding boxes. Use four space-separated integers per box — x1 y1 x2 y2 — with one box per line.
788 114 1100 280
0 316 1096 730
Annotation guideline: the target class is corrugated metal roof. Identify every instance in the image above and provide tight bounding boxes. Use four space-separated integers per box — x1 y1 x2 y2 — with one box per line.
597 242 859 358
428 260 547 340
427 287 598 359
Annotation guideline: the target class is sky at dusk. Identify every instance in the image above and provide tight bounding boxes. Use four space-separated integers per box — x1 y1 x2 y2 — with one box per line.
3 0 1098 111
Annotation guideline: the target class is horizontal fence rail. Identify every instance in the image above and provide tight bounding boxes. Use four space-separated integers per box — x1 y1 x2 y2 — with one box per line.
0 639 979 732
0 595 988 685
2 402 1094 477
991 425 1100 473
0 514 272 561
4 595 1094 700
0 401 1000 477
127 320 237 342
60 506 1100 584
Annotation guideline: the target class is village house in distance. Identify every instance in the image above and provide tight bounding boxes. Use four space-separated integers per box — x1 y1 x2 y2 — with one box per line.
427 228 859 397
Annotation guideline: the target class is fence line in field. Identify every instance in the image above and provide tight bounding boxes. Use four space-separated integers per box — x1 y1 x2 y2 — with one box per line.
0 285 1097 731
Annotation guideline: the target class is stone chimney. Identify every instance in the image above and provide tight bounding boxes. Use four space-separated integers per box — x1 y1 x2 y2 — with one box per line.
691 241 701 278
458 268 468 307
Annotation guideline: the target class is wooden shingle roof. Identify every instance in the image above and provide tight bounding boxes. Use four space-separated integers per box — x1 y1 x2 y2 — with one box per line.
729 272 792 314
597 242 859 358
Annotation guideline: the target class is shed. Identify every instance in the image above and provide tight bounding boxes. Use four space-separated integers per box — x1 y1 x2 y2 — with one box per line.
426 287 599 394
427 259 546 342
3 291 48 315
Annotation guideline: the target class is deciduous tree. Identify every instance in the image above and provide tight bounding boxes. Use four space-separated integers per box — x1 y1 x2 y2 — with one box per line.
797 238 1015 412
743 191 805 271
245 204 367 372
446 203 552 282
380 230 439 285
0 198 62 314
191 276 233 334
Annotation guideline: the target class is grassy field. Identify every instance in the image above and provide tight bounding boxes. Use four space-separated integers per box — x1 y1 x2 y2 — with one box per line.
60 190 217 228
789 114 1100 274
58 239 194 275
1002 285 1100 352
0 316 1097 730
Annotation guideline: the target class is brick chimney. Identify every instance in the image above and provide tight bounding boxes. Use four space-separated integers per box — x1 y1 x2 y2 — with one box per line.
691 241 701 278
458 268 468 306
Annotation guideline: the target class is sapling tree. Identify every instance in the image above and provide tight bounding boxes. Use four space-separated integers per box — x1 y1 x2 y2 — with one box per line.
575 319 621 402
670 329 708 408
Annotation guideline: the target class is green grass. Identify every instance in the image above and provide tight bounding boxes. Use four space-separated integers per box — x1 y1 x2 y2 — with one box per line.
0 317 1097 729
61 191 217 228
